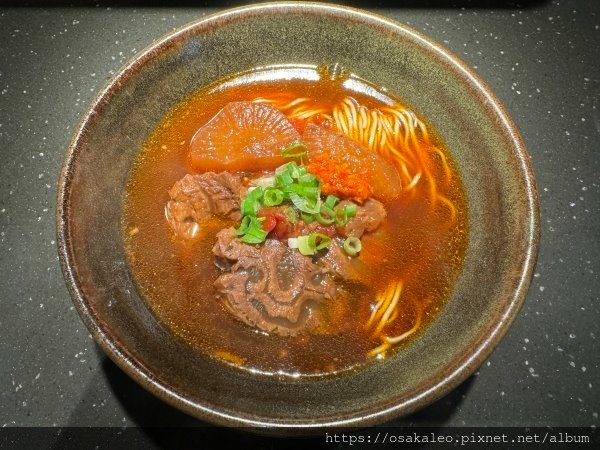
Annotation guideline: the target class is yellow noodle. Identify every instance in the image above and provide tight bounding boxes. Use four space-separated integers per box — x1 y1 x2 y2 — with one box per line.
385 306 423 344
438 194 457 223
405 171 422 191
379 115 394 149
367 341 391 359
387 308 399 325
286 97 312 108
366 296 385 329
432 146 452 184
371 282 403 337
366 282 395 329
367 296 424 358
332 106 348 135
368 110 379 149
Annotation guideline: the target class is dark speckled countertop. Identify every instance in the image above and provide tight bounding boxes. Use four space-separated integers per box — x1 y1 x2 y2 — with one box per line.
1 0 599 438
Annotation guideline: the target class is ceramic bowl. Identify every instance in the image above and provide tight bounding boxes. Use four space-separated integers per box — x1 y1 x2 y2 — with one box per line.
57 2 539 432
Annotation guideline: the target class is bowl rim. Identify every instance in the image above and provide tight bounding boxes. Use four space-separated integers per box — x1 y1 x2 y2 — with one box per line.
56 1 540 430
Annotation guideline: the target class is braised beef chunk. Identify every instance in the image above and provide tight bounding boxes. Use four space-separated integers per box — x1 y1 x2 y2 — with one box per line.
338 199 386 238
213 230 336 336
165 172 243 239
212 227 261 270
317 238 358 281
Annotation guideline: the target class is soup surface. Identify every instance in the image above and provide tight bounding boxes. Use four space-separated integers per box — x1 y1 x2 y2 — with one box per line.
122 66 468 376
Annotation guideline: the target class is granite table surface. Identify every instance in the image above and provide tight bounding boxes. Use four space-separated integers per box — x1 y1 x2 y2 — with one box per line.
0 0 598 447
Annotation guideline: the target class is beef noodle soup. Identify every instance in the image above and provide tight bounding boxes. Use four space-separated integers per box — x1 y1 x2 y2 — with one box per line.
122 65 468 376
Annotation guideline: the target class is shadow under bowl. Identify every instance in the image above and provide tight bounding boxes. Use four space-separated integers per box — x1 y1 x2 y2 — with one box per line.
56 2 539 433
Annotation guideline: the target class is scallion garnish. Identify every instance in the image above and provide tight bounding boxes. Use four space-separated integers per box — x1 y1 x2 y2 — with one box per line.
282 141 308 159
309 232 331 251
241 186 264 216
235 143 368 252
236 216 268 244
344 203 357 218
298 173 318 185
343 236 362 256
324 195 339 209
297 235 313 256
235 216 252 236
297 232 331 256
240 225 268 244
275 171 294 188
292 184 319 197
334 202 358 226
275 161 296 175
251 175 275 188
315 204 336 225
301 212 315 224
263 188 284 207
289 192 321 214
297 165 308 177
283 206 298 224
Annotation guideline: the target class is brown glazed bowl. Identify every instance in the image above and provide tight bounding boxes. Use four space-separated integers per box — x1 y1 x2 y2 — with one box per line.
57 2 539 432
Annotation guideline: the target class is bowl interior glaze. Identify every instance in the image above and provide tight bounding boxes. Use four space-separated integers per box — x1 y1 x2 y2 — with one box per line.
57 3 539 430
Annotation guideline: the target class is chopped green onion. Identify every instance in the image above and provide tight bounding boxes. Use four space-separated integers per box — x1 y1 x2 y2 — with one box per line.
288 163 301 180
297 232 331 256
283 206 297 224
298 173 318 186
315 204 336 225
236 216 268 244
282 141 308 159
237 216 267 244
335 207 349 226
324 195 339 209
297 165 308 177
272 159 323 215
235 216 252 236
263 188 284 207
297 235 314 256
241 186 264 216
287 237 299 249
275 171 294 188
343 236 362 256
309 232 331 251
334 202 359 226
275 161 296 175
344 203 358 218
252 175 275 188
275 160 308 180
301 212 315 224
289 192 321 214
292 184 319 197
240 226 268 244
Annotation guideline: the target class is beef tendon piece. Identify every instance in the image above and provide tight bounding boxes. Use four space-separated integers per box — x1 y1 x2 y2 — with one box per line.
213 228 337 336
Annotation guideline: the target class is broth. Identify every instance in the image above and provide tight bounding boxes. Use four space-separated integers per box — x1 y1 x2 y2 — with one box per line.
122 66 468 376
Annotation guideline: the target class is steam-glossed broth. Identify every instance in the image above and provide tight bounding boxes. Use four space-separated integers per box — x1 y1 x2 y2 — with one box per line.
122 67 468 376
